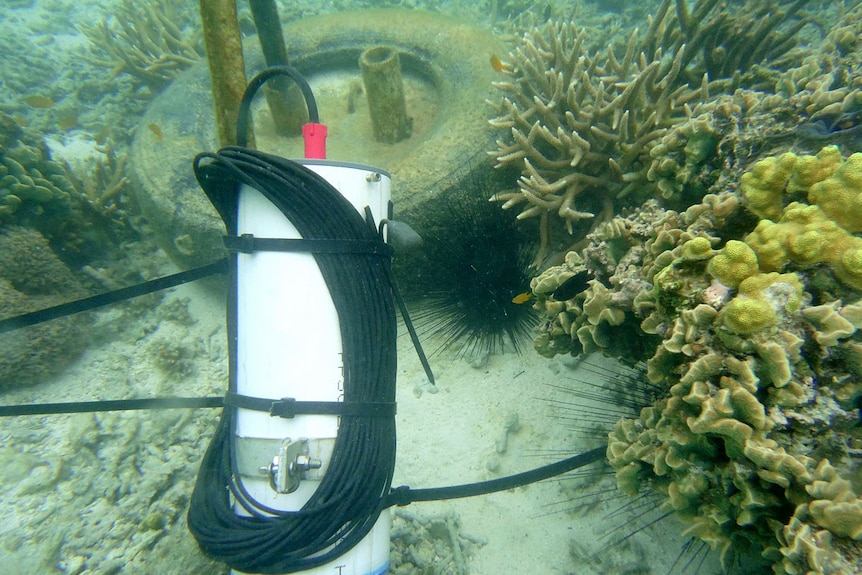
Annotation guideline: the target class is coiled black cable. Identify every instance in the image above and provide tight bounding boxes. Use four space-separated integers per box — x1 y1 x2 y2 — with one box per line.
188 147 397 574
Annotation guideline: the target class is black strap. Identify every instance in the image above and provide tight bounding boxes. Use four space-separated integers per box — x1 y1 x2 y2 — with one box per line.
0 259 228 335
223 391 396 418
382 446 607 508
223 234 393 256
0 396 225 417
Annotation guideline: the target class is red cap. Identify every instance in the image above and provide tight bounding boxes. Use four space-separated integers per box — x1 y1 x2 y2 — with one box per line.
302 123 328 159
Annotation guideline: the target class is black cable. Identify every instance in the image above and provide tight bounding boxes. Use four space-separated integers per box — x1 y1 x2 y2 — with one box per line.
188 147 397 574
0 396 225 417
236 65 319 148
0 259 227 335
383 447 607 507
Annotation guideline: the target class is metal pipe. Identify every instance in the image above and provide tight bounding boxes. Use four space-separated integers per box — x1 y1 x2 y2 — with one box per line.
248 0 308 135
359 46 412 144
199 0 249 147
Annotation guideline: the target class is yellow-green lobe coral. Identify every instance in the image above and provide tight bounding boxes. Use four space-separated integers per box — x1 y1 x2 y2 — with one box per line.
744 202 862 289
680 236 715 261
739 151 800 220
739 146 843 221
720 273 803 335
722 297 776 334
707 240 759 287
807 152 862 233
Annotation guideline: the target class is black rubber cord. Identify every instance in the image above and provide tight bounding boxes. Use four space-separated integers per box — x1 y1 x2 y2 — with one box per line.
236 65 319 148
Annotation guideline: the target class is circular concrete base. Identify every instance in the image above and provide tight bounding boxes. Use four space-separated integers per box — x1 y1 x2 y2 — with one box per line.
130 9 505 267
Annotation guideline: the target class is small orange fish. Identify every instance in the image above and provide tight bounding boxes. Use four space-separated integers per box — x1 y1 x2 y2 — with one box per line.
24 95 55 108
511 292 531 304
490 55 505 73
148 123 163 141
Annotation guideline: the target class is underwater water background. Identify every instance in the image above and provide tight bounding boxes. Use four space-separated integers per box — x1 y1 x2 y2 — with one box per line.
1 1 861 574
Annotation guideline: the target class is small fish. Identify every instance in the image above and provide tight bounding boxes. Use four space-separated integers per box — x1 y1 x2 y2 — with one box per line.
511 292 532 305
24 95 55 108
552 270 591 301
148 123 163 141
490 55 505 73
57 111 78 131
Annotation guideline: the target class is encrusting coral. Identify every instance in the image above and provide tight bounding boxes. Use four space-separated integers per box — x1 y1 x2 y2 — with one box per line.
531 143 862 569
0 227 90 387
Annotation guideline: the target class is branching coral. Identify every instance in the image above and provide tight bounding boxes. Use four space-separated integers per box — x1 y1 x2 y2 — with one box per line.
642 0 817 89
488 1 819 264
81 0 201 92
64 139 131 221
488 21 698 262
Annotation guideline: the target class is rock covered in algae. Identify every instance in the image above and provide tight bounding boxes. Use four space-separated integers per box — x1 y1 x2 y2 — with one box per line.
0 226 90 387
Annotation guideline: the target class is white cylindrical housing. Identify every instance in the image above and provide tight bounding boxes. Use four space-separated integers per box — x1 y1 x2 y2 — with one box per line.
233 160 392 575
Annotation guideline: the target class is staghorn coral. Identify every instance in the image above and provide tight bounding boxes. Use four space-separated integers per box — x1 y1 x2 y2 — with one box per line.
81 0 201 93
488 1 821 264
641 0 817 90
488 20 701 263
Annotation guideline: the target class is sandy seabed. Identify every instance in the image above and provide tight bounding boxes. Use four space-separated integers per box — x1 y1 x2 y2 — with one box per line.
1 276 723 574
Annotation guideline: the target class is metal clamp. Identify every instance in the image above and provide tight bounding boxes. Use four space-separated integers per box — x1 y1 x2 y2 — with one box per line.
263 438 323 494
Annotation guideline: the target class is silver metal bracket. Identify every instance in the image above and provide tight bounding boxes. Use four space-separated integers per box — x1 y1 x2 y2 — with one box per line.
267 438 323 493
235 436 332 494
